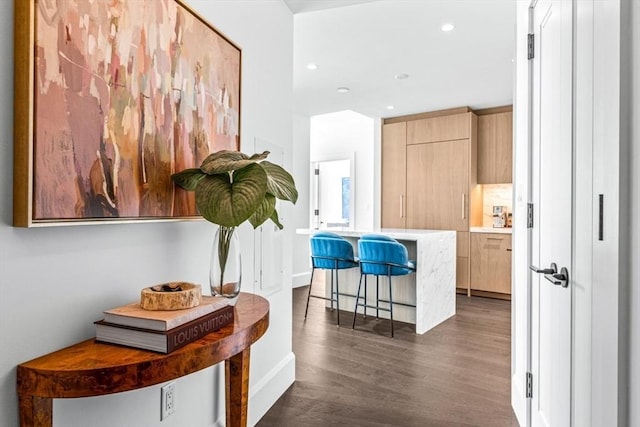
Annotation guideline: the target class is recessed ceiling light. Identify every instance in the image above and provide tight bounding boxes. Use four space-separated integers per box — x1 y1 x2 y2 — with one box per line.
394 73 409 80
337 87 350 93
306 63 318 70
387 105 395 110
441 23 455 32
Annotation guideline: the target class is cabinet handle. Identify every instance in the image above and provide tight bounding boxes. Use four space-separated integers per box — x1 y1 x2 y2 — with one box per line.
461 194 466 219
400 194 404 218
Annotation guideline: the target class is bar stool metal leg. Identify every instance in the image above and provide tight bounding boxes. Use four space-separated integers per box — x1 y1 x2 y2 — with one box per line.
388 273 394 338
335 260 340 326
363 275 368 318
329 269 335 311
352 273 365 329
376 275 380 319
304 268 316 320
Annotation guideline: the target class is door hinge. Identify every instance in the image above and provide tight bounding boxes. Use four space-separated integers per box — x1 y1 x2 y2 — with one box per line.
528 33 535 59
527 203 534 228
526 372 533 398
314 209 319 216
314 168 320 175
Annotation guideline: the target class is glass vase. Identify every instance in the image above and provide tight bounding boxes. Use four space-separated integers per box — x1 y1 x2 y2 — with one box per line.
210 226 242 304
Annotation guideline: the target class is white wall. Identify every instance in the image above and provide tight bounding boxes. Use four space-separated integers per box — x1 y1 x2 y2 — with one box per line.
591 1 624 424
290 110 378 288
628 1 639 425
0 1 294 426
618 0 631 423
310 110 376 231
291 114 311 287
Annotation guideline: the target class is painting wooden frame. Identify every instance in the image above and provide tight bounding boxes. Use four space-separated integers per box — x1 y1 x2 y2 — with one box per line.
13 0 241 227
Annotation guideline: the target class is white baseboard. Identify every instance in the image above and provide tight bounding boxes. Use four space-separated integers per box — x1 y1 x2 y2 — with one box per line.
248 351 296 426
292 272 311 288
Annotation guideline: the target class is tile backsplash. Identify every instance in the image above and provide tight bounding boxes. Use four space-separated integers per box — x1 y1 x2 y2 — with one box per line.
482 184 513 228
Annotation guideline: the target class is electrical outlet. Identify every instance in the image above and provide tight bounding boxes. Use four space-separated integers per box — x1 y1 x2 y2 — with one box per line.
161 382 176 420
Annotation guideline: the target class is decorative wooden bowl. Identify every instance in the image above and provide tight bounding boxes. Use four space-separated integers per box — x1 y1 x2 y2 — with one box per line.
140 282 202 310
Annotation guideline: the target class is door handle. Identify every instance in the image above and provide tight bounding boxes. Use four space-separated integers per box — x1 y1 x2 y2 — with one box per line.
544 267 569 288
530 263 569 288
529 263 557 275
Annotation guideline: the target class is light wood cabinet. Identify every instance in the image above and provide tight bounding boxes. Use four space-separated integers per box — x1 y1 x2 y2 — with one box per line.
382 109 477 291
406 139 469 231
456 231 470 289
406 113 471 145
381 122 407 228
477 111 513 184
470 233 512 294
382 107 515 299
405 141 473 289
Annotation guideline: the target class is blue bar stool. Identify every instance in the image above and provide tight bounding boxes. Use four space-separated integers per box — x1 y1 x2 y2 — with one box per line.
352 234 416 337
305 232 359 326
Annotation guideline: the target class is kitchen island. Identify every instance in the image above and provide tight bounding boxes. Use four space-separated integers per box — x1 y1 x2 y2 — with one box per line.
297 228 456 334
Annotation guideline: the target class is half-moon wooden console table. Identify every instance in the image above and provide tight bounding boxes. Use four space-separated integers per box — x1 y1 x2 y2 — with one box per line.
17 293 269 427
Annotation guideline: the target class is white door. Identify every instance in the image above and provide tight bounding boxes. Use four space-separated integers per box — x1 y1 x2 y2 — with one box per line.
315 159 352 228
530 0 572 425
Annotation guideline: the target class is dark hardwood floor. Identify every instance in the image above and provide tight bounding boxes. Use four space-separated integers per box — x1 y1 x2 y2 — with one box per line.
258 286 519 427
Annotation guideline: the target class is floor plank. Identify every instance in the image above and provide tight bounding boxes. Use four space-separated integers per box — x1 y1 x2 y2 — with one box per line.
257 286 519 427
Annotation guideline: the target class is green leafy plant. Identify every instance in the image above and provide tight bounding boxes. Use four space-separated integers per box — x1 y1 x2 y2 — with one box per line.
171 150 298 229
171 150 298 295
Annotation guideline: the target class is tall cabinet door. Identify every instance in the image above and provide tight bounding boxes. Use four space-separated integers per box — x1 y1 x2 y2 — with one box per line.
494 112 513 183
477 114 497 183
381 122 407 228
477 111 512 184
406 139 469 231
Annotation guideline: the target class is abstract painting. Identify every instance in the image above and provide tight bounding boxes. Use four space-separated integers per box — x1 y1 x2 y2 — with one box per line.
13 0 241 226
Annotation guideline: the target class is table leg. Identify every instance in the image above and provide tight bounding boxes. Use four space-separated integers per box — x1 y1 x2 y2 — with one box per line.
18 394 52 427
225 347 250 427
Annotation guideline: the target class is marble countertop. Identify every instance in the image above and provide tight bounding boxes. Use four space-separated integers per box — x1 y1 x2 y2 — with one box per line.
299 227 512 236
296 228 455 241
469 227 513 234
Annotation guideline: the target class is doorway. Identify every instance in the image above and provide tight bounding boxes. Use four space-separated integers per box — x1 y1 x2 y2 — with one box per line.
312 158 353 230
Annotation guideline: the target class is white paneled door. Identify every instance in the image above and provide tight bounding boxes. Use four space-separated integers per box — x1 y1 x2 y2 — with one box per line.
530 0 573 426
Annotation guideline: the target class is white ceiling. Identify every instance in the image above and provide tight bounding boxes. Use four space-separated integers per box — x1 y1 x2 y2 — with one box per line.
283 0 382 14
288 0 516 119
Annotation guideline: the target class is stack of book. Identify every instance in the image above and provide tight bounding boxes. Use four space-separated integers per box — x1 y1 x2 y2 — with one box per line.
95 296 234 353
